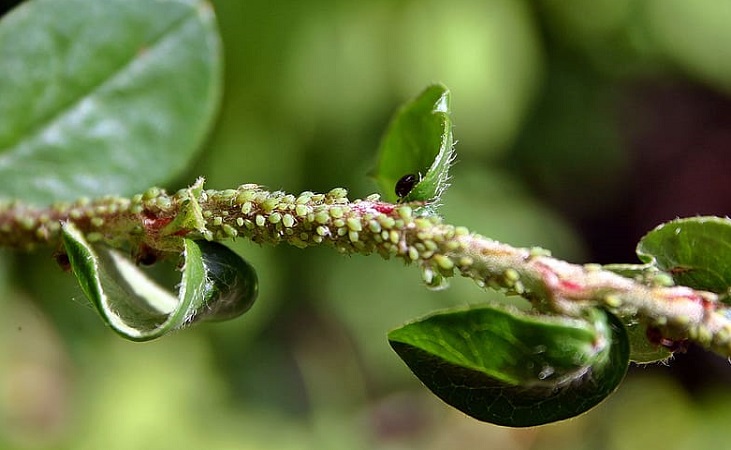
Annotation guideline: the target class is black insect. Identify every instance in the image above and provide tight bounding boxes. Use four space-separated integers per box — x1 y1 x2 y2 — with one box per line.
395 173 418 199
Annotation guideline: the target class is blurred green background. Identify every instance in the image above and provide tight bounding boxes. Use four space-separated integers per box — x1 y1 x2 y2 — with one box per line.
2 0 731 448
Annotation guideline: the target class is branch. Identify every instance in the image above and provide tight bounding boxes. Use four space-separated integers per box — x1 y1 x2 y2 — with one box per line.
1 179 729 357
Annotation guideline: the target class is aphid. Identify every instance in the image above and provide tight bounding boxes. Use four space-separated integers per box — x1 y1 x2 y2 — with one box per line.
395 173 418 199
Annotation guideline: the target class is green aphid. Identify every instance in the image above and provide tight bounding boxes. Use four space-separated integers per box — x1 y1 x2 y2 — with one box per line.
282 214 295 228
458 256 473 268
504 268 520 282
295 204 309 217
314 211 330 225
396 206 413 221
223 224 238 238
237 190 257 203
408 246 419 261
378 216 396 229
368 220 382 233
346 218 362 232
142 187 160 201
295 194 312 204
389 230 400 244
262 198 280 213
329 206 344 218
455 226 469 236
328 187 348 199
432 254 454 271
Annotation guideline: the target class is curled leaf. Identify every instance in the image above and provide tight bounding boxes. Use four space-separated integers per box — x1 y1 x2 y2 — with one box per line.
195 240 259 322
389 305 629 427
372 84 454 211
61 222 257 341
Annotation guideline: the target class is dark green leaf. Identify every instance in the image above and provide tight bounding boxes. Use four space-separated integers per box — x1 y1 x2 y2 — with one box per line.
636 216 731 295
194 240 259 322
389 305 629 427
372 84 454 209
61 223 257 341
0 0 221 204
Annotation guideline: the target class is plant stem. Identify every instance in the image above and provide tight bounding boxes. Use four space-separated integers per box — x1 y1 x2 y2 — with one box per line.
1 178 729 357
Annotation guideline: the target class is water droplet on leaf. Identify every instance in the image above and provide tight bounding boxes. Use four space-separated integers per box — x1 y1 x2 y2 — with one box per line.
421 266 450 291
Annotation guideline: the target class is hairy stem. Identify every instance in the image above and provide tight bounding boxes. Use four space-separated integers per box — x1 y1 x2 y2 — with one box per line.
1 178 729 356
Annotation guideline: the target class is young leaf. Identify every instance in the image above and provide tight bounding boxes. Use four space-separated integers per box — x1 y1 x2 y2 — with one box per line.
0 0 222 204
636 216 731 295
372 84 454 208
61 223 257 341
389 305 629 427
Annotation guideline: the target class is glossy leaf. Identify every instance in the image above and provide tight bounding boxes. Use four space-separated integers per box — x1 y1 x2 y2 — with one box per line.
372 84 454 209
0 0 221 204
61 223 257 341
637 217 731 295
389 305 629 427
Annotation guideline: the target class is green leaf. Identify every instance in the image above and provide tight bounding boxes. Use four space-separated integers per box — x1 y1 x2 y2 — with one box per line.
636 217 731 295
389 305 629 427
372 84 454 209
624 321 673 364
0 0 221 204
61 223 257 341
